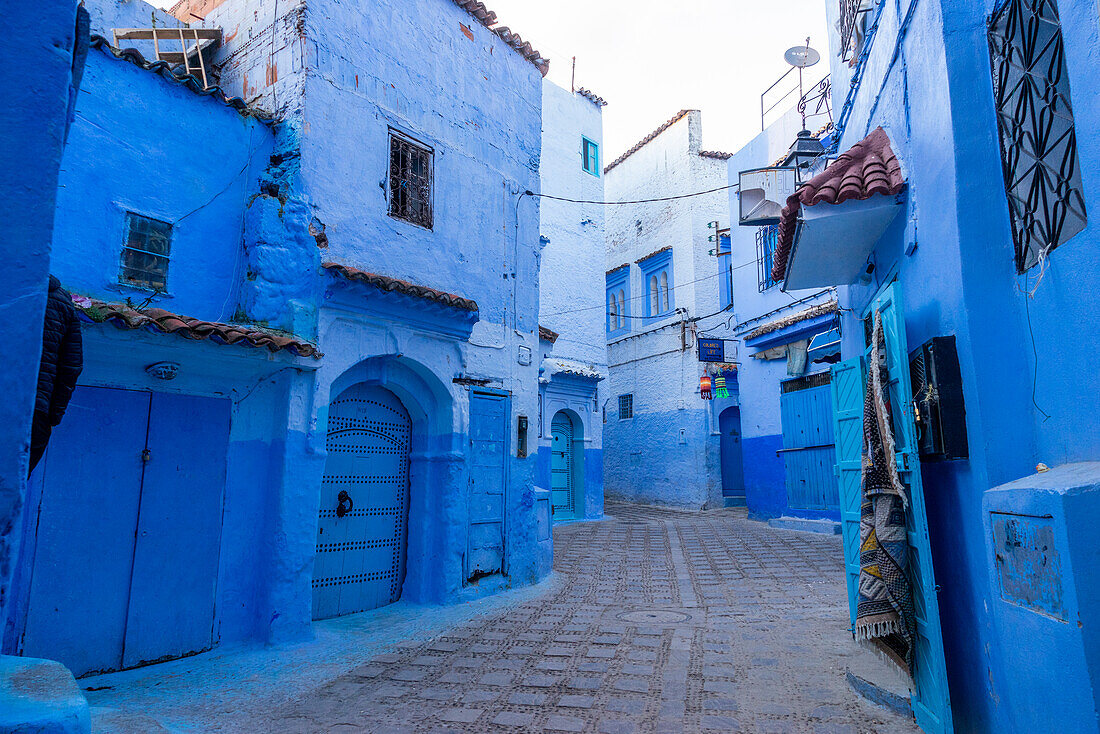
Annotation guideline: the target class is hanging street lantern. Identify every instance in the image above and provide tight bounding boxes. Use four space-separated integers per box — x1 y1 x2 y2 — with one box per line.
700 374 713 400
714 375 730 399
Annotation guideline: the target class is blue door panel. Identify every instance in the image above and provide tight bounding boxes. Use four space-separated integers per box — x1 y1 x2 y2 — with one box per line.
781 382 838 511
122 393 230 669
831 357 865 626
468 391 507 579
313 384 410 620
550 413 574 518
871 283 953 734
22 387 149 677
719 407 745 496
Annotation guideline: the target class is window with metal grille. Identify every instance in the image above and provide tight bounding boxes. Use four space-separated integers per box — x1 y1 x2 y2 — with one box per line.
120 213 172 290
781 371 832 393
582 136 600 177
840 0 875 62
989 0 1086 272
756 224 779 291
388 130 433 229
618 394 633 420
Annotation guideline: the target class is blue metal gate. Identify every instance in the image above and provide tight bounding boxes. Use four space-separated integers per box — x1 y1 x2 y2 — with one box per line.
832 283 953 734
313 384 410 620
22 386 230 677
467 391 508 581
779 374 839 511
550 412 575 519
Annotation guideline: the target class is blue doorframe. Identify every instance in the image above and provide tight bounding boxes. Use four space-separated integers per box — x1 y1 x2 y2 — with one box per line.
550 411 583 520
467 390 509 581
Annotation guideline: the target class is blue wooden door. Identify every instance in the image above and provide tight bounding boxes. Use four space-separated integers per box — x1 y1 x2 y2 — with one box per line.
23 386 230 677
780 379 838 510
23 386 148 676
313 384 410 619
870 283 953 734
467 391 508 581
831 356 865 627
550 413 574 519
719 407 745 498
123 392 230 668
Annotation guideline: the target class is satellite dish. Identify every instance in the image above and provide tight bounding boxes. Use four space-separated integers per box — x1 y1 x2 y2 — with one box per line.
784 44 821 68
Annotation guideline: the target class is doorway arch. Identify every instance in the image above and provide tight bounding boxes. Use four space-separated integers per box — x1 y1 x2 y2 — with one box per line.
550 410 584 520
313 383 411 620
719 406 745 502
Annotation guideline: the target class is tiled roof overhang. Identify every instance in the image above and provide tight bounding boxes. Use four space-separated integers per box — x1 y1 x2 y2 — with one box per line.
604 110 693 174
699 150 733 160
452 1 550 76
89 35 270 121
772 127 904 283
73 297 319 357
745 300 839 343
539 325 559 343
576 88 608 107
322 263 479 313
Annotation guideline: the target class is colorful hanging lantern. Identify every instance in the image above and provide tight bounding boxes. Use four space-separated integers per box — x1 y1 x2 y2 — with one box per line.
714 375 729 399
700 374 713 400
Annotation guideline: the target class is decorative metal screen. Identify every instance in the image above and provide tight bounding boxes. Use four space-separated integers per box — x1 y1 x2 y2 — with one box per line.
618 394 633 420
839 0 872 61
388 130 433 229
756 225 779 292
989 0 1086 272
120 213 172 290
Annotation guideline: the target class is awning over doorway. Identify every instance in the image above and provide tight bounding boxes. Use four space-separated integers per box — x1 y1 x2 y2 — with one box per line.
773 127 906 290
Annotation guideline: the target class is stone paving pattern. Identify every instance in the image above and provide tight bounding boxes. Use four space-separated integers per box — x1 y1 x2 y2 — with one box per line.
267 503 919 733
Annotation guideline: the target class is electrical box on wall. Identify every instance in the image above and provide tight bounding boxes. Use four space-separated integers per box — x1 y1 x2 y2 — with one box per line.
910 335 969 461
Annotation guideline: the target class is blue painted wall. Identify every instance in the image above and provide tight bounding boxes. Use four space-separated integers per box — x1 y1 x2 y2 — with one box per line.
818 0 1100 729
0 0 79 640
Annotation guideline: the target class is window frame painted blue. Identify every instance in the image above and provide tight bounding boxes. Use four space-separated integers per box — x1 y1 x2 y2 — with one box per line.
638 249 674 318
606 267 630 336
717 232 733 309
120 211 173 291
756 224 779 292
581 136 600 177
617 394 633 420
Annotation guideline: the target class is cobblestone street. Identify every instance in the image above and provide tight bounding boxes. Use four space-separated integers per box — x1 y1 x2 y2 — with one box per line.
260 503 917 733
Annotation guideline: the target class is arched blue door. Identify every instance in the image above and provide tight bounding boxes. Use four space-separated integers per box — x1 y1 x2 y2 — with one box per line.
719 407 745 502
550 412 576 520
313 384 410 620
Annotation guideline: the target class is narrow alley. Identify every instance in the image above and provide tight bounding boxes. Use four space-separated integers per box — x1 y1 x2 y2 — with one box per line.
89 503 917 733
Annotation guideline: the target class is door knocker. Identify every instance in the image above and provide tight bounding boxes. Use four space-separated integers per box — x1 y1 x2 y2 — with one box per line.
336 490 353 518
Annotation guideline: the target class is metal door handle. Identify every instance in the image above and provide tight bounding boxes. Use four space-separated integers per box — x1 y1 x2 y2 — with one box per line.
336 490 353 517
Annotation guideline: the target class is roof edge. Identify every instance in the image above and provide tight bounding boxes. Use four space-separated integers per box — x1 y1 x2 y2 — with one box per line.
604 109 695 174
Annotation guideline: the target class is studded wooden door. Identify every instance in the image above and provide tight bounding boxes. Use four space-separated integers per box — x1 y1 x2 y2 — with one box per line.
313 384 410 620
550 412 575 519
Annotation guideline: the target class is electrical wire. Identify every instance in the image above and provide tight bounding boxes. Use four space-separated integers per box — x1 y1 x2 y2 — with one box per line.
526 183 738 207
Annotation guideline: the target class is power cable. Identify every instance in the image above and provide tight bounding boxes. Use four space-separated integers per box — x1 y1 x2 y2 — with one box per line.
526 183 738 207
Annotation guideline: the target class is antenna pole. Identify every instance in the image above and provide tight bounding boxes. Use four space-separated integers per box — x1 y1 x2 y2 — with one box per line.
571 56 576 93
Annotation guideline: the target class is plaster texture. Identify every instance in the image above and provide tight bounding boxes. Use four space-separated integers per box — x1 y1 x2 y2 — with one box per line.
603 111 731 510
0 656 90 734
0 0 79 646
537 80 608 522
816 0 1100 729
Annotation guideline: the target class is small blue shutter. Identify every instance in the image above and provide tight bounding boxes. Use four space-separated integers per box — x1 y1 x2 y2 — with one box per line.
871 283 954 734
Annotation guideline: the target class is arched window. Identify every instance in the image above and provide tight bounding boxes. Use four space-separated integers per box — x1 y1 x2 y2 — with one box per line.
660 271 669 313
650 276 659 316
608 292 617 331
617 290 625 329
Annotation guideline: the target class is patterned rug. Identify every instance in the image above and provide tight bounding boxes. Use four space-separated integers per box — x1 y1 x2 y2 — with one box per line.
856 310 915 675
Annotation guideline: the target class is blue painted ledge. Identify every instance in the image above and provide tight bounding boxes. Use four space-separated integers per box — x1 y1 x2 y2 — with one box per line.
0 655 90 734
767 517 841 535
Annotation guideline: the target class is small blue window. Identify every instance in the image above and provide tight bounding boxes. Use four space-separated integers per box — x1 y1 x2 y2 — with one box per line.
757 225 779 292
582 137 600 177
717 232 733 309
606 268 630 336
639 249 674 318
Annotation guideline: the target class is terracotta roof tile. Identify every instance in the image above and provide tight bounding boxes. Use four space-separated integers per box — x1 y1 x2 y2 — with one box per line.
773 127 904 283
604 110 694 174
636 245 673 264
699 150 733 160
323 262 479 312
576 87 608 107
452 1 550 76
606 263 630 276
72 296 320 357
746 300 839 341
90 35 270 121
538 325 559 343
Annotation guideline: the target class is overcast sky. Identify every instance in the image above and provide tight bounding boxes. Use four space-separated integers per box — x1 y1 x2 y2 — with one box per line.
151 0 831 160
